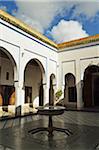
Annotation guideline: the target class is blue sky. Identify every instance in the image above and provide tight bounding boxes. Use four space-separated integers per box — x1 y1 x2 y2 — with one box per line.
0 0 99 43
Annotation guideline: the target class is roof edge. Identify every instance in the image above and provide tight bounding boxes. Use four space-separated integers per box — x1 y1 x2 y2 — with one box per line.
0 10 57 49
0 10 99 50
58 34 99 49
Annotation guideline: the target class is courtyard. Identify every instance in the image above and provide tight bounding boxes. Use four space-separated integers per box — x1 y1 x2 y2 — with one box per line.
0 110 99 150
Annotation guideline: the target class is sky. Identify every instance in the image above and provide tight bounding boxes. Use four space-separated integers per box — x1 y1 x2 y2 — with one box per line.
0 0 99 44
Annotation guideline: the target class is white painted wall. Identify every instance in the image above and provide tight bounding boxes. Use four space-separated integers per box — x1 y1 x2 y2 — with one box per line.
58 44 99 108
0 19 58 108
1 17 99 110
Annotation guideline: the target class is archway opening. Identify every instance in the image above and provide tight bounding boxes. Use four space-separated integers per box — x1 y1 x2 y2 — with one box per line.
0 47 16 115
83 65 99 107
64 73 77 104
49 74 56 105
24 59 45 108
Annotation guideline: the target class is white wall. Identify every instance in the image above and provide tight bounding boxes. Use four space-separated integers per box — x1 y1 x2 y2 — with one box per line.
0 19 58 107
59 44 99 108
59 45 99 86
2 17 99 109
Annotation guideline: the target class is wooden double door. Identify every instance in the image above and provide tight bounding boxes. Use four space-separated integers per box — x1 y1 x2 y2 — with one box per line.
83 73 99 107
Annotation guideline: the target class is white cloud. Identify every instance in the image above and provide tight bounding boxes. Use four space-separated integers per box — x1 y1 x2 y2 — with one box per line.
11 0 99 41
49 20 88 43
14 13 44 33
72 2 99 19
0 5 7 12
15 0 66 33
14 0 99 34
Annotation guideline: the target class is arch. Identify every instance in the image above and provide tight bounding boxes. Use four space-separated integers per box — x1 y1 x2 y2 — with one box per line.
64 73 77 104
49 73 56 105
24 58 45 108
24 58 45 83
50 73 56 86
0 47 17 114
0 47 17 68
83 65 99 107
65 73 76 86
0 47 18 81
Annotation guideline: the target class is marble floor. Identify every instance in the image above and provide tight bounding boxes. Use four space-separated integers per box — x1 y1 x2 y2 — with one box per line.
0 111 99 150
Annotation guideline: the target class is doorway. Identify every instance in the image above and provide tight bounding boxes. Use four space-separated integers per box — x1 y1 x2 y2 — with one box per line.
83 65 99 107
64 73 77 103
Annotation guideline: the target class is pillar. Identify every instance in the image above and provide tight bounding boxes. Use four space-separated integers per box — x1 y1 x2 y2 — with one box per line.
15 47 25 116
43 58 50 105
76 60 84 109
64 84 68 106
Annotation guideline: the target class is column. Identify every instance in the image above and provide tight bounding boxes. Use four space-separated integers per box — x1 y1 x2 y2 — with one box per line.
64 84 68 106
15 47 25 116
43 58 50 105
76 60 84 109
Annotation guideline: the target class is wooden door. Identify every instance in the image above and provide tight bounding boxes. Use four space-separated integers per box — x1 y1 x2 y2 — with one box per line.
92 74 99 106
83 74 92 107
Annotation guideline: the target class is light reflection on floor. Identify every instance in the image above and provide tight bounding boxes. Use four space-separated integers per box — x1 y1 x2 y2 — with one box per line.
0 111 99 150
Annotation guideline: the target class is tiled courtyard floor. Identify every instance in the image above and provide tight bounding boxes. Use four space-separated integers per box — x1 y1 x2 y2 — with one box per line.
0 111 99 150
